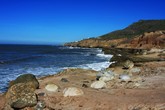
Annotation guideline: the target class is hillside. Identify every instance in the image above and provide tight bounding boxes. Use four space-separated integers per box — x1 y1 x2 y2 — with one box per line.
65 20 165 49
99 20 165 40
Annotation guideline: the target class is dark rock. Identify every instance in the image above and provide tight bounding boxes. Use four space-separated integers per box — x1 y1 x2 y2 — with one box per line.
82 84 88 88
9 74 39 89
6 83 37 109
61 78 69 82
35 101 46 110
37 92 45 97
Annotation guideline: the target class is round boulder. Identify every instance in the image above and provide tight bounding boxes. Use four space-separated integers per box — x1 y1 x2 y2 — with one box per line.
63 87 84 97
6 83 37 109
10 74 39 89
90 81 106 89
45 84 59 92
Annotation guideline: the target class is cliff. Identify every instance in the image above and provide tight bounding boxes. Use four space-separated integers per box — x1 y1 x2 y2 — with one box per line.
117 31 165 49
65 20 165 49
65 38 126 48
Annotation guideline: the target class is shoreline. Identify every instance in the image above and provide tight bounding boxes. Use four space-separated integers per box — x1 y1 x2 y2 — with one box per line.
0 46 113 94
0 46 165 109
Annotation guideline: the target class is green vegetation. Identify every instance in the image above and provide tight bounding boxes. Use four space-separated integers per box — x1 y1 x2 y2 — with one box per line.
99 20 165 40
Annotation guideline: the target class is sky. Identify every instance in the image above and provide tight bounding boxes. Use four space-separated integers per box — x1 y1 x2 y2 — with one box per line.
0 0 165 44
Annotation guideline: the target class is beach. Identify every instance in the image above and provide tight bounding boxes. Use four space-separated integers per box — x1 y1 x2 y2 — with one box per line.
0 46 165 110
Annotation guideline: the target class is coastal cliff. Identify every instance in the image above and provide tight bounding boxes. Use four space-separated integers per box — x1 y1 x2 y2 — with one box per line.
65 20 165 49
65 38 126 48
65 31 165 49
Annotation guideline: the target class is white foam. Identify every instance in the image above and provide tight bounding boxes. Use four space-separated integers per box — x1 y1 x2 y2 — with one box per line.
25 67 63 77
96 48 102 53
66 46 88 49
78 61 112 71
96 53 113 59
59 46 80 49
0 47 113 93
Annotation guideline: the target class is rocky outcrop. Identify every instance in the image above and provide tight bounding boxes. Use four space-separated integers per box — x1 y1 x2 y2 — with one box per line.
65 31 165 49
65 38 126 48
117 31 165 49
5 83 37 109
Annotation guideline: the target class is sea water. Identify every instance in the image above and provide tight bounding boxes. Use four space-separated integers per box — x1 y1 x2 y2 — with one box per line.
0 44 112 93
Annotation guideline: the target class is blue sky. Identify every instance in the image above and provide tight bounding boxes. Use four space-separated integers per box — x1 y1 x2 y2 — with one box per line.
0 0 165 44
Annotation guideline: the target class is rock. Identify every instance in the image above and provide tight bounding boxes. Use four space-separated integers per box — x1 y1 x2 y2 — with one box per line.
90 81 106 89
131 68 141 73
123 60 134 69
132 76 142 82
6 83 37 109
142 51 147 55
10 74 39 89
38 92 45 97
35 101 46 110
82 84 88 88
3 104 14 110
99 76 114 82
134 83 141 87
45 84 59 92
64 38 125 48
119 74 131 82
98 71 115 82
63 87 84 97
61 78 69 82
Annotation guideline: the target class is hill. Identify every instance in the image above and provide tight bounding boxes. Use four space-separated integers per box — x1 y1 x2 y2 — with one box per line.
65 20 165 49
99 20 165 40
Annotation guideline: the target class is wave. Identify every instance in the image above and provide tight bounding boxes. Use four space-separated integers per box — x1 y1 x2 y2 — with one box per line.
0 60 112 93
60 46 99 50
59 46 82 49
70 61 111 71
0 46 113 93
96 53 113 59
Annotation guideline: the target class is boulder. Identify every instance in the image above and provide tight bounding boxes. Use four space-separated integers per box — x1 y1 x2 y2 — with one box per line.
90 81 106 89
63 87 84 97
123 60 134 69
6 83 37 109
10 74 39 89
45 84 59 92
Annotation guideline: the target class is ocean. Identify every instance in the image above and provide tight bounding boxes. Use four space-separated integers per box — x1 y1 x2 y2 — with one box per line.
0 44 112 93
